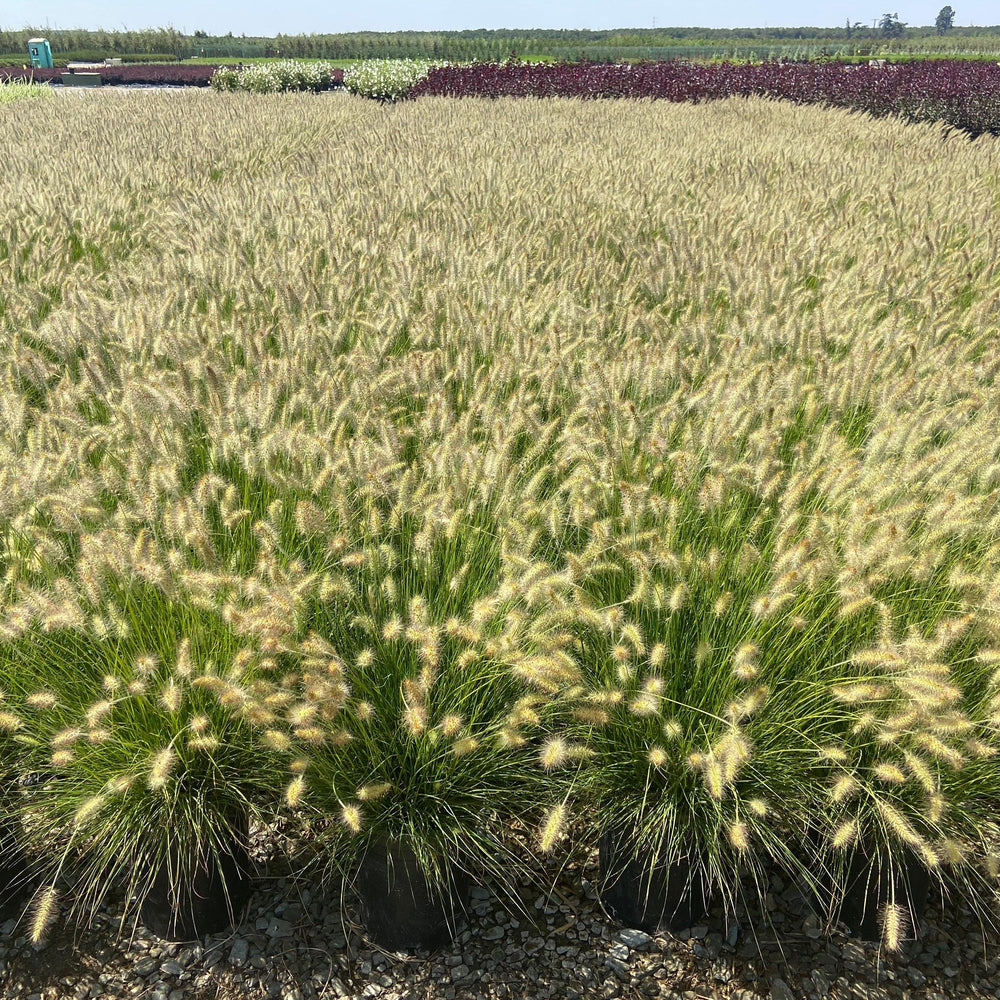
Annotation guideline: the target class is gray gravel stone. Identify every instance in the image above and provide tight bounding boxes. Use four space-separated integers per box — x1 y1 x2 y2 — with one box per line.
605 956 630 980
770 978 795 1000
616 928 653 950
227 938 250 966
267 917 294 939
134 957 157 977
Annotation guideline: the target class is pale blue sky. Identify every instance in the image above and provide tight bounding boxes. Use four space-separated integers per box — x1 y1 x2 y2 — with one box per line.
3 1 996 35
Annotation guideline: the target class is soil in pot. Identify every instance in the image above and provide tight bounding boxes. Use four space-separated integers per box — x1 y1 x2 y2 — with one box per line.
836 846 929 942
356 838 470 951
140 816 252 941
598 826 710 933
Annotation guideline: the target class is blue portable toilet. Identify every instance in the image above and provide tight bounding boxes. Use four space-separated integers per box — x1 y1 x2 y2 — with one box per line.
28 38 54 69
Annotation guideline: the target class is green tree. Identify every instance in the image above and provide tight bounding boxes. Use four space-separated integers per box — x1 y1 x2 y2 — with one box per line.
878 12 906 38
935 6 956 33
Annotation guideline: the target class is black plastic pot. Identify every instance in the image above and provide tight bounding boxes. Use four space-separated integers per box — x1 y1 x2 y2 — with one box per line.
355 838 470 951
836 846 929 942
140 816 252 941
0 816 34 914
598 826 710 933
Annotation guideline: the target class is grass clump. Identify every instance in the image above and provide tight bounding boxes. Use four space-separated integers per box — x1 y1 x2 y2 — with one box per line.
0 574 283 937
0 79 51 105
228 484 575 900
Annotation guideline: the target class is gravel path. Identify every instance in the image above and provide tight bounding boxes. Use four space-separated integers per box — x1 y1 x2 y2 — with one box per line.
1 833 998 1000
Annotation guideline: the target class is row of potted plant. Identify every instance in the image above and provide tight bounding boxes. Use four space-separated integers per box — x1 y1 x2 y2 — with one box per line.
1 452 998 954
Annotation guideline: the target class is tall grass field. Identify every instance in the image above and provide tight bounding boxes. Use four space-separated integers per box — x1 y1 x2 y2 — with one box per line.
1 90 999 950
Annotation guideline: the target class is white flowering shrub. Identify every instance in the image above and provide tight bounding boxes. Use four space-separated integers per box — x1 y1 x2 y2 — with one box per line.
210 60 337 94
209 66 239 92
343 59 437 101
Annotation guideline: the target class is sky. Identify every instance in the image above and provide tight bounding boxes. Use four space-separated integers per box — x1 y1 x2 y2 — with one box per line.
2 2 997 36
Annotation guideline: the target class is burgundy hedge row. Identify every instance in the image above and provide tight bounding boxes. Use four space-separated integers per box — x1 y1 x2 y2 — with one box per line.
2 64 345 88
410 60 1000 136
1 64 217 86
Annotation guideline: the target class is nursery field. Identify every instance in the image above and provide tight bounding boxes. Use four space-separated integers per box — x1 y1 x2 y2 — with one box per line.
1 90 1000 983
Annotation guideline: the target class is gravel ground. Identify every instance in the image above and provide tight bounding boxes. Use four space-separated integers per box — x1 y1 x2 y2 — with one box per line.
2 829 999 1000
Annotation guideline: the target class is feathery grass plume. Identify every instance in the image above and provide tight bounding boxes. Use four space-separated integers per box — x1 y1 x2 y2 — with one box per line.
726 687 768 721
873 763 907 784
26 691 57 709
831 818 859 849
263 729 292 752
73 794 105 827
831 683 890 704
159 681 182 714
573 705 610 725
702 753 726 800
902 751 936 793
437 713 464 738
850 648 903 668
357 783 392 801
713 727 752 783
51 728 82 748
188 734 220 751
107 775 136 795
0 711 22 731
880 903 908 952
732 643 759 680
875 799 925 849
147 747 177 790
926 792 946 823
629 690 660 717
402 703 428 737
831 774 858 803
341 803 363 832
540 738 570 769
85 699 113 727
728 821 750 851
451 735 479 756
285 775 306 808
913 732 965 768
28 885 59 945
538 803 568 853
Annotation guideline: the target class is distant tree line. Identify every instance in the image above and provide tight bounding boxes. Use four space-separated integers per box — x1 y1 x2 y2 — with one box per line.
1 22 998 62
